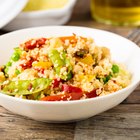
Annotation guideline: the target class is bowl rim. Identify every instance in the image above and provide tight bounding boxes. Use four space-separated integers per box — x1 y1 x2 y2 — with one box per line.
19 0 77 17
0 26 140 105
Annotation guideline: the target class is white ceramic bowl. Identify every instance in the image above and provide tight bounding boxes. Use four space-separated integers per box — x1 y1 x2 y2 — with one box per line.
3 0 76 31
0 26 140 122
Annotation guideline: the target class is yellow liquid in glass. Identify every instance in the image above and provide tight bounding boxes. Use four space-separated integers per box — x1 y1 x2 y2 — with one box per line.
23 0 68 12
91 0 140 26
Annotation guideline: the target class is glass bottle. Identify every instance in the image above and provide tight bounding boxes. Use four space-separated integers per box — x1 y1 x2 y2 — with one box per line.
91 0 140 26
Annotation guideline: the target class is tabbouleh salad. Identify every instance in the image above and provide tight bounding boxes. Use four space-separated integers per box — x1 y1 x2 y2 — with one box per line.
0 35 131 101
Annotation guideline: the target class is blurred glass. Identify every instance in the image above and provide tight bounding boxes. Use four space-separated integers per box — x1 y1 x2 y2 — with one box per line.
90 0 140 26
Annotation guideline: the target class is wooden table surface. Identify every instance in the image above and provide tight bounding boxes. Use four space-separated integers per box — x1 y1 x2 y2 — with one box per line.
0 0 140 139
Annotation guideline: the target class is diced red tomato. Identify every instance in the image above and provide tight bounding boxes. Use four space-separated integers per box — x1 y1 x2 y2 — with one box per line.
62 84 82 94
24 38 46 50
52 78 61 88
37 38 46 46
24 39 36 50
20 59 34 69
85 89 97 98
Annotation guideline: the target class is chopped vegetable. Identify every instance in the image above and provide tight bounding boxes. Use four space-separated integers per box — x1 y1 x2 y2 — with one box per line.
6 61 12 67
14 47 22 55
48 49 72 80
24 38 46 50
112 64 119 74
0 35 131 101
15 69 20 75
41 84 83 101
62 84 83 94
78 74 95 82
60 35 87 43
4 48 22 76
0 78 51 95
40 92 83 101
49 49 64 66
11 53 20 61
41 85 97 101
75 49 88 58
48 49 64 74
60 36 77 43
66 72 73 81
62 51 73 80
52 78 61 88
20 59 34 70
85 89 97 98
4 67 9 74
0 72 6 83
11 47 22 62
50 38 63 48
32 61 52 69
103 74 112 84
76 54 95 65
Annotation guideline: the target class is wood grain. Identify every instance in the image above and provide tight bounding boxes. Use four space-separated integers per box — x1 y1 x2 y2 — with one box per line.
0 106 75 140
74 104 140 140
123 90 140 104
0 104 139 140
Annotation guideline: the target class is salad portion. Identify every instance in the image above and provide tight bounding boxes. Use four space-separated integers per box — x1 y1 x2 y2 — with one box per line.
0 35 131 101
